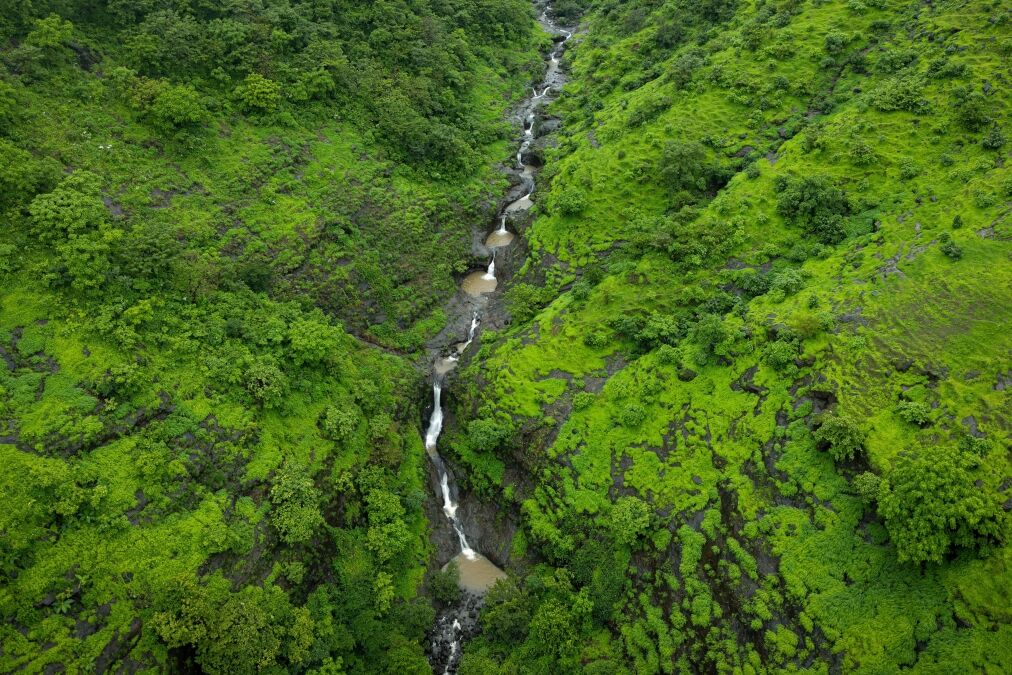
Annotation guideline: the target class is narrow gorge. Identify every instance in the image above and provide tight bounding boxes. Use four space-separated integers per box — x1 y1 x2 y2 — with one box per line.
423 4 573 671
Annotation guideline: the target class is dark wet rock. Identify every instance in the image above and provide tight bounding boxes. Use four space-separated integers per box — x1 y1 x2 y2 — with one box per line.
894 358 915 373
535 117 562 137
95 618 142 674
677 368 698 382
427 592 486 675
961 415 985 438
74 619 97 638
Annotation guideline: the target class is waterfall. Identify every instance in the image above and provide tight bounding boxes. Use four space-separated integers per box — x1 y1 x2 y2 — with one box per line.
425 380 477 560
426 4 573 671
425 382 444 450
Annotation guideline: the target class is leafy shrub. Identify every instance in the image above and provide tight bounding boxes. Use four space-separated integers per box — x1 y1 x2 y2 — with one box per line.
637 312 685 349
769 268 805 301
982 125 1006 150
658 140 714 192
952 89 992 131
288 319 342 366
620 404 647 428
670 50 704 89
688 313 732 364
467 418 514 453
853 472 881 503
848 140 876 166
628 95 672 126
28 171 107 244
878 446 1006 563
874 47 918 73
895 400 931 426
245 357 289 408
939 233 963 260
131 77 208 132
823 31 850 55
610 496 652 546
552 187 588 216
235 73 282 111
868 75 928 113
507 283 552 323
270 464 324 545
0 139 60 211
573 392 596 411
762 339 799 371
322 405 358 442
898 159 920 180
814 413 866 463
430 561 461 604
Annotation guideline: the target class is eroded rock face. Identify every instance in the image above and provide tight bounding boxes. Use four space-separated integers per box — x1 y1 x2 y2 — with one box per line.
424 458 518 570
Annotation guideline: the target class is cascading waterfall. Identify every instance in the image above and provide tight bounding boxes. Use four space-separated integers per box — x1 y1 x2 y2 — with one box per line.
426 3 573 671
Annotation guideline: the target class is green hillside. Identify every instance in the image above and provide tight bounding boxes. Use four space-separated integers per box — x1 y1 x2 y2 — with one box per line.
448 0 1012 672
1 0 1009 673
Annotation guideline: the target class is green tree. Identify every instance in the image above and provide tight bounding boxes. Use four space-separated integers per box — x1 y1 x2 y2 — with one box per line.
28 171 107 244
467 417 514 453
289 319 343 366
152 575 314 674
244 357 289 408
0 138 59 211
774 174 851 244
610 496 652 546
878 446 1006 563
658 139 712 193
322 405 359 442
429 560 462 604
269 464 324 545
853 472 881 503
132 78 209 132
236 72 283 111
25 14 74 53
895 400 931 426
814 412 866 462
688 313 732 364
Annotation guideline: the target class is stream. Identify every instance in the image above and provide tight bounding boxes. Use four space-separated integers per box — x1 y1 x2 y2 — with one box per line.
424 3 572 673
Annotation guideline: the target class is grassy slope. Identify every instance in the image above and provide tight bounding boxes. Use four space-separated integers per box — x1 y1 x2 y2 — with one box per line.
458 0 1011 670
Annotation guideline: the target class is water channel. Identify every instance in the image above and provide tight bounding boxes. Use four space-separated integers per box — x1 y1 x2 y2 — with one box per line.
423 4 573 672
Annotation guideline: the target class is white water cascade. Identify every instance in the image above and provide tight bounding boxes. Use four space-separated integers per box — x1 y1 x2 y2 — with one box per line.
425 382 478 559
483 253 496 280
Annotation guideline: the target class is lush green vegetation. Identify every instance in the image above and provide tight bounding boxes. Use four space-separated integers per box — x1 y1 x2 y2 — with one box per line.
0 0 544 672
447 0 1012 671
3 0 1010 672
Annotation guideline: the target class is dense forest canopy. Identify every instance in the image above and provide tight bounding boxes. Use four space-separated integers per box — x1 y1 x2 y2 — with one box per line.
1 0 1010 672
